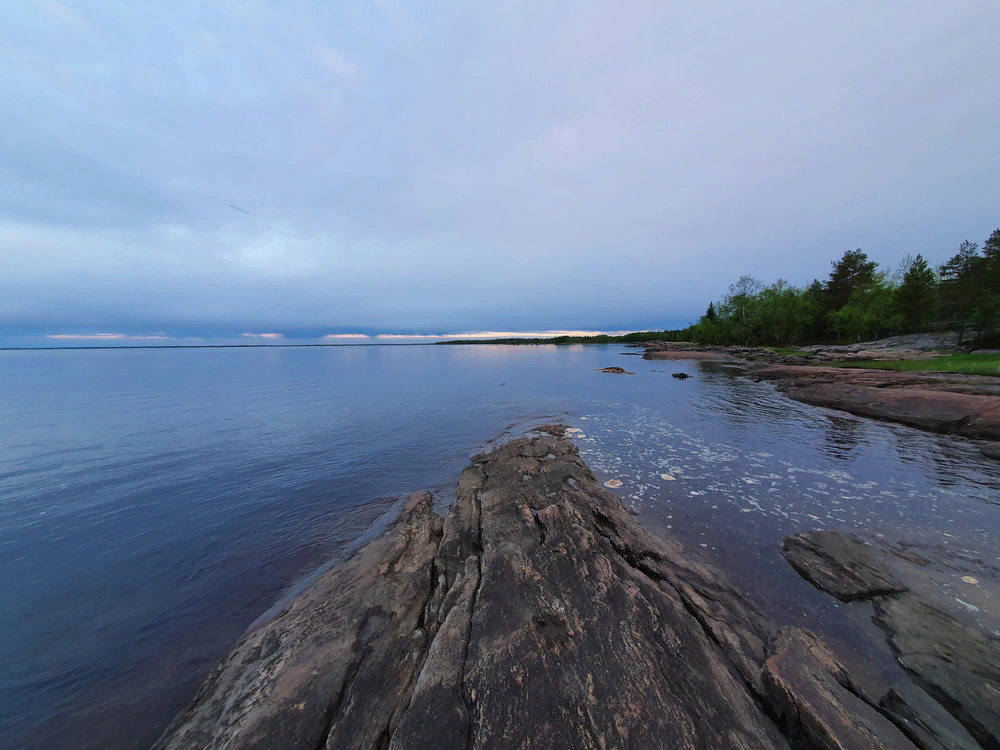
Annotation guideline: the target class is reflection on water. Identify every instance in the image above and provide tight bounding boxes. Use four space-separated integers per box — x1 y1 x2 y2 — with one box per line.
1 348 998 749
823 416 864 460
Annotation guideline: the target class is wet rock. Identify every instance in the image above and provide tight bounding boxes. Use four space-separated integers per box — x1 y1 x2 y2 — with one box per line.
783 531 906 601
761 627 915 750
596 366 634 374
672 372 691 379
874 594 1000 750
980 442 1000 460
879 683 980 750
157 436 924 750
152 490 442 750
751 365 1000 440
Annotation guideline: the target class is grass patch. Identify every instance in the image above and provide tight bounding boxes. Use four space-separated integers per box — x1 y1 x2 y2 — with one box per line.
828 353 1000 377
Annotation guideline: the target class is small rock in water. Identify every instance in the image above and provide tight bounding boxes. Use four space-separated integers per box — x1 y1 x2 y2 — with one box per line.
661 474 675 481
672 372 691 379
604 479 623 488
961 576 979 585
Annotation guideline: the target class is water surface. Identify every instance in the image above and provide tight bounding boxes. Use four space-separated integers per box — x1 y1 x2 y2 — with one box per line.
1 345 997 749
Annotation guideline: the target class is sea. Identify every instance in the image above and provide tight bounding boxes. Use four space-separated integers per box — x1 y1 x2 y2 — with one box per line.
1 344 998 749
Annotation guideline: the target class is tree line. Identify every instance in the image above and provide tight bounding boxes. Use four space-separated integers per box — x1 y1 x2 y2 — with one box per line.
668 228 1000 347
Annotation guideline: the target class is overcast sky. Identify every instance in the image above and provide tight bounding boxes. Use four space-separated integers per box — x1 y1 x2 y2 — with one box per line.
2 0 998 344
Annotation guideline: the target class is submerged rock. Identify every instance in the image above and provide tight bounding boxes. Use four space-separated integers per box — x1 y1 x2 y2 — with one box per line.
879 683 980 750
596 366 634 374
157 437 930 750
980 442 1000 460
783 531 907 601
671 372 691 379
874 594 1000 750
762 627 914 750
781 529 1000 750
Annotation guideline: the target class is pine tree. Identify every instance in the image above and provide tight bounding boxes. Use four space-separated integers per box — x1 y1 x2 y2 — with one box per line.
826 249 878 311
938 241 984 343
895 254 936 332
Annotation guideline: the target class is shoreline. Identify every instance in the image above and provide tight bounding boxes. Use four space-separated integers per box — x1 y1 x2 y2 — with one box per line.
154 428 996 749
638 341 1000 446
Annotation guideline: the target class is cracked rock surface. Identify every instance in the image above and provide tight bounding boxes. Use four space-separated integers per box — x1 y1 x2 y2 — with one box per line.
782 529 1000 750
750 365 1000 440
155 430 935 750
783 531 907 601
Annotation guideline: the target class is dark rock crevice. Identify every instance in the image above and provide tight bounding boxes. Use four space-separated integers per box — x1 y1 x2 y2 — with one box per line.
462 489 485 750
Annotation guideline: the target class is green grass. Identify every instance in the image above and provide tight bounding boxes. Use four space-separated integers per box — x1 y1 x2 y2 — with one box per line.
828 353 1000 377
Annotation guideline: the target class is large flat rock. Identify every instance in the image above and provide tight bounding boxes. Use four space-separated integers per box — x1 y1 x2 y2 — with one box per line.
781 529 1000 750
879 683 980 750
783 531 906 601
156 431 924 750
752 365 1000 439
762 627 914 750
874 594 1000 750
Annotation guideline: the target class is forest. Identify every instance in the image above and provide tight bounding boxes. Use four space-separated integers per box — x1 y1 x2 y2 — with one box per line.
672 228 1000 347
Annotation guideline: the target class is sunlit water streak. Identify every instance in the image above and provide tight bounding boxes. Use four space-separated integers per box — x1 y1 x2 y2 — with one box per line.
0 346 997 749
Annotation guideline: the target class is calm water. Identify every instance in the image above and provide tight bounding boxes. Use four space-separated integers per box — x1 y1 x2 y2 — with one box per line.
1 345 998 749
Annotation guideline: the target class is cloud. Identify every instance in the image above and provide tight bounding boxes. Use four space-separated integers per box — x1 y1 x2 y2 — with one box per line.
241 332 284 339
32 0 84 28
374 330 628 341
315 46 362 80
1 1 998 335
375 334 443 340
46 333 168 340
439 330 624 339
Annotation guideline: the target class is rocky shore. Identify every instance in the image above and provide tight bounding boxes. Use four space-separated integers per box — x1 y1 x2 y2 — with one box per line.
637 341 1000 446
783 530 999 750
153 429 995 750
750 365 1000 441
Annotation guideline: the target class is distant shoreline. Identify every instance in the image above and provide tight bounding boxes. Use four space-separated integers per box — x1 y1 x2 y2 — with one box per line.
0 343 444 351
0 339 640 351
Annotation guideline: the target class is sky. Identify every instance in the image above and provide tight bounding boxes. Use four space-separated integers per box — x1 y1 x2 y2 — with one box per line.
2 0 999 346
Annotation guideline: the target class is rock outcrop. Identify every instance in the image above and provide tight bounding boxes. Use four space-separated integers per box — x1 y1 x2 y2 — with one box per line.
156 432 936 750
783 531 907 601
879 683 981 750
782 529 1000 750
752 365 1000 440
874 595 1000 750
762 627 914 750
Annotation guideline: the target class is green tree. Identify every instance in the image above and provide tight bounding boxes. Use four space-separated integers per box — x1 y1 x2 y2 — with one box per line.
984 228 1000 264
938 241 985 343
895 254 936 332
826 249 878 311
705 302 717 322
979 229 1000 341
826 272 901 342
756 280 809 344
720 275 762 345
802 280 827 340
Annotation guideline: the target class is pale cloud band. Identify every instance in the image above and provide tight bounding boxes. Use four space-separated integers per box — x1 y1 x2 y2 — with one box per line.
46 333 169 341
3 1 999 341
